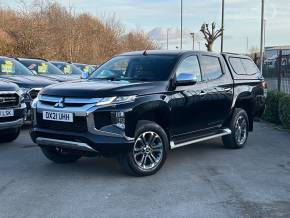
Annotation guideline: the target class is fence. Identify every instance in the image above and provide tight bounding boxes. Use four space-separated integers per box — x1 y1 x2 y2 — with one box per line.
263 51 290 94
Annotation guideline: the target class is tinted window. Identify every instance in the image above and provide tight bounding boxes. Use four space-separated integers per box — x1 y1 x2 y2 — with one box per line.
176 56 201 82
20 59 63 75
0 57 34 76
241 59 260 75
229 57 260 75
229 57 246 75
51 62 83 75
74 64 95 74
90 55 177 81
200 56 223 81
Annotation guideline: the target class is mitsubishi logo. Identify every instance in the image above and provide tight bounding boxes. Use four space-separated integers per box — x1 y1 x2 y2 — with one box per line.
54 98 64 108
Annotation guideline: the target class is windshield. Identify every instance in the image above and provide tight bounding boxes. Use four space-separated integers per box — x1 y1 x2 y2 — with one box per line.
0 57 34 76
74 64 95 74
89 55 177 81
51 62 83 75
19 59 64 75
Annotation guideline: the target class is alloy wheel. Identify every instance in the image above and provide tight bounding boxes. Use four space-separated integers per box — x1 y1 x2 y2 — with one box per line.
133 131 163 171
235 115 247 145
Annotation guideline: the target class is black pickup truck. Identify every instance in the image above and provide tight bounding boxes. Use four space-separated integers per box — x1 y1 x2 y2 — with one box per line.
0 81 26 142
30 50 266 176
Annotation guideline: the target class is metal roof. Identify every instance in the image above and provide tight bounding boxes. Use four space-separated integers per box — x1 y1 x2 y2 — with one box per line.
265 46 290 51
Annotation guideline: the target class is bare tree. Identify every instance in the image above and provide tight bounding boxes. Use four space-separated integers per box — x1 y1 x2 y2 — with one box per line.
0 0 158 63
200 22 223 52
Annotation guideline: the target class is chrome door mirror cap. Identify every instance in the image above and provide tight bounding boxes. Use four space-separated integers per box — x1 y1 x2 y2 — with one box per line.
176 73 197 86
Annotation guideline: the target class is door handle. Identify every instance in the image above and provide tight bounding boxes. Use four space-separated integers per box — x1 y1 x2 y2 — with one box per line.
224 88 231 92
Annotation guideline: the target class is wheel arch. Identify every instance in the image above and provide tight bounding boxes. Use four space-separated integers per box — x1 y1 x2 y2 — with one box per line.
125 101 171 138
231 93 255 131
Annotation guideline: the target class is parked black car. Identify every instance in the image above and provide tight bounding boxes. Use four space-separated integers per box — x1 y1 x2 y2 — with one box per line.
50 61 83 78
18 58 76 82
0 81 26 142
0 56 57 122
30 50 266 176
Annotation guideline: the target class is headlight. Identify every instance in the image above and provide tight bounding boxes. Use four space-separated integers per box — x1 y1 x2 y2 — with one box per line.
20 88 30 94
16 89 24 102
31 96 39 108
96 95 136 106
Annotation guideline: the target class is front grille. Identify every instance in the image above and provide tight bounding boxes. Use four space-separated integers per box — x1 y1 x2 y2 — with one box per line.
0 93 19 108
38 95 100 107
29 89 40 99
39 100 86 108
37 113 88 132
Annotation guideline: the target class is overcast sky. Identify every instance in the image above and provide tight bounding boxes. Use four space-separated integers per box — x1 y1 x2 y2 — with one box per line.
3 0 290 53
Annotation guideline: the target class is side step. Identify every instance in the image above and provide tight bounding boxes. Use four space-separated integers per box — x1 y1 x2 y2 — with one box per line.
170 128 231 149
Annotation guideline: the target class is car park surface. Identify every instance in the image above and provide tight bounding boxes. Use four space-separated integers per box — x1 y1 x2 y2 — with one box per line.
0 121 289 217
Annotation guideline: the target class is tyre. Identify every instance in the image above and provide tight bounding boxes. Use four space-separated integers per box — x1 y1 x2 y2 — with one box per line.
222 108 249 149
119 120 169 176
41 146 82 164
0 127 20 143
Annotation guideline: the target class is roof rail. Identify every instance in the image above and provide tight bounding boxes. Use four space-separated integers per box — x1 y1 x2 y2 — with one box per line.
222 52 241 55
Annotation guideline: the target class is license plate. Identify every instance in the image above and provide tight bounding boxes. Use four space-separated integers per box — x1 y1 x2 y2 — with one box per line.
0 109 14 117
43 111 73 122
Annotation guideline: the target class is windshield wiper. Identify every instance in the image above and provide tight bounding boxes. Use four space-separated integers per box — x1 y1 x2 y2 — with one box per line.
91 77 119 81
120 77 151 82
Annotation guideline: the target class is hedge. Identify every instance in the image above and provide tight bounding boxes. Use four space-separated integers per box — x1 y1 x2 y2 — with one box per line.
279 95 290 129
263 90 287 124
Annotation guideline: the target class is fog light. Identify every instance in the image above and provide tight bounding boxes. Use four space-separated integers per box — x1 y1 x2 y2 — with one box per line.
112 111 125 129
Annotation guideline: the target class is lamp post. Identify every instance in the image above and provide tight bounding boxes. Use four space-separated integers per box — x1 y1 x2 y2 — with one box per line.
260 0 265 73
166 28 169 50
190 33 195 50
221 0 225 52
180 0 183 50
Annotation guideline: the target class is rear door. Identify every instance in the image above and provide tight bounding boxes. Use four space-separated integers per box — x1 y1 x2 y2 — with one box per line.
199 54 234 127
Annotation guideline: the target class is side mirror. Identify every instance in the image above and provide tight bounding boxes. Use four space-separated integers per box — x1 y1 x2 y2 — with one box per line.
176 72 197 86
81 71 89 79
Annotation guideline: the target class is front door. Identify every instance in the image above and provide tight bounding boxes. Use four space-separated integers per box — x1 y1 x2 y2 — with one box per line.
169 55 209 136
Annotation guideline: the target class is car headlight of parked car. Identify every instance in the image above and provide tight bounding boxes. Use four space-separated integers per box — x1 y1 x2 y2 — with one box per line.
20 88 31 101
20 87 30 94
31 96 39 108
16 89 25 102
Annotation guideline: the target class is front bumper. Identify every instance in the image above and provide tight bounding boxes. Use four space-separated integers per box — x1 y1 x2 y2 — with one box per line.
30 126 134 155
0 103 26 130
30 95 135 154
0 118 24 130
